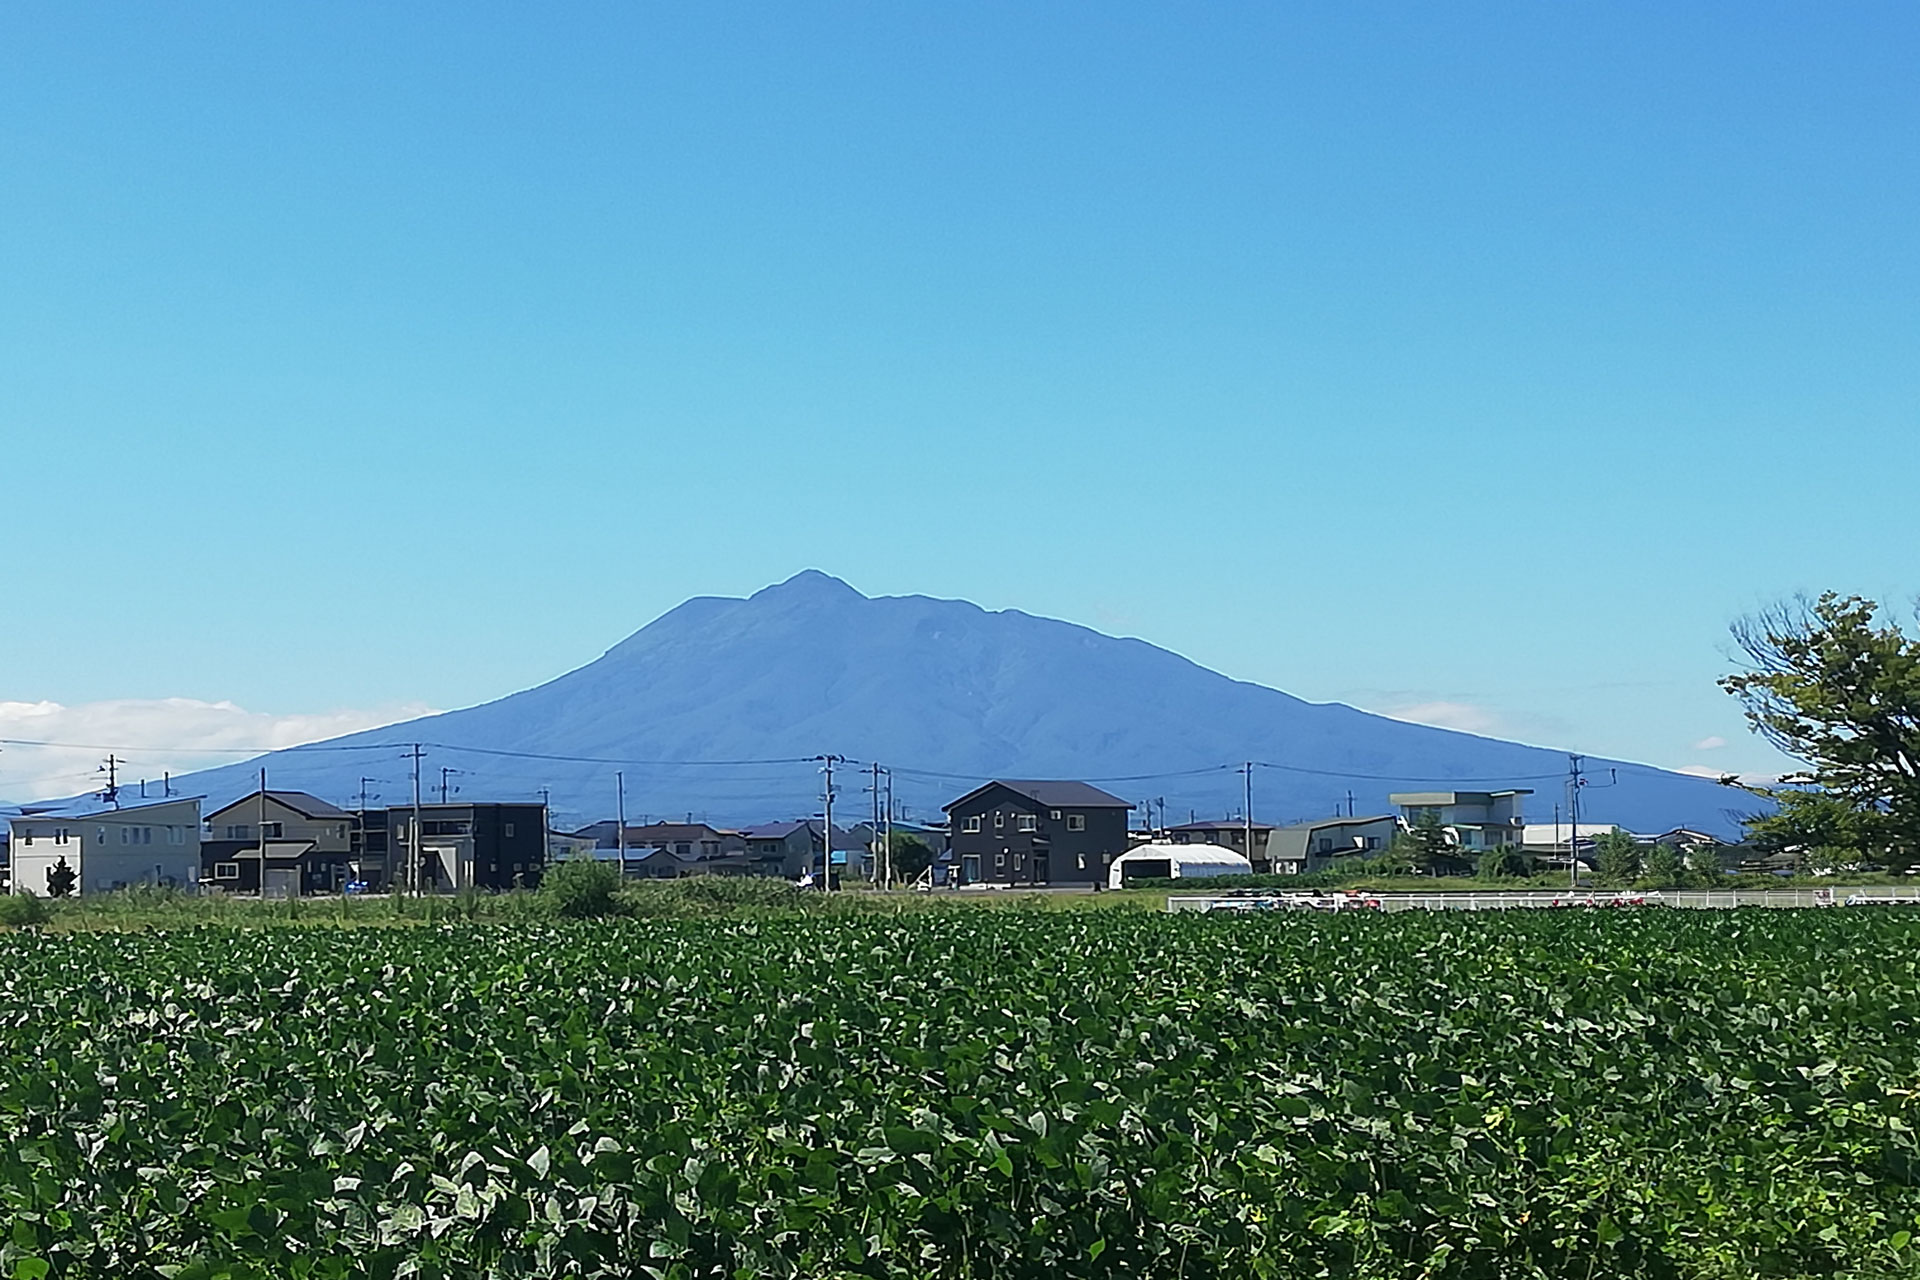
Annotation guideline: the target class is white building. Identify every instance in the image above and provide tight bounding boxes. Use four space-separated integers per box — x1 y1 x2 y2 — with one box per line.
8 794 202 897
1107 842 1253 889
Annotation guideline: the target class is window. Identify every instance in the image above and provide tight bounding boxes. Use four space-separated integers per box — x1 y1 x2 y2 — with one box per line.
961 816 982 833
1016 814 1037 832
1014 854 1024 871
1317 838 1333 853
226 824 250 840
1067 814 1086 832
19 831 30 846
993 811 1004 829
1076 853 1086 870
261 823 282 839
674 842 691 856
54 828 70 845
1365 836 1381 851
214 862 240 881
503 823 515 838
994 852 1006 869
1051 810 1062 820
120 827 130 845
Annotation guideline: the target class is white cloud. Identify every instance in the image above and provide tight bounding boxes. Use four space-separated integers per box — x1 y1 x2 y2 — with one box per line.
1379 700 1507 736
0 698 436 802
1692 735 1728 751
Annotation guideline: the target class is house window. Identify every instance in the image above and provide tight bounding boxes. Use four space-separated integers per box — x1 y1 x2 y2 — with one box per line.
120 828 130 845
1076 853 1086 870
1365 836 1381 851
504 823 515 838
1067 814 1086 832
261 823 282 839
961 816 982 833
214 862 240 881
54 828 69 845
1317 838 1333 853
994 852 1005 870
1016 815 1037 832
1014 854 1024 871
674 842 691 856
993 811 1004 829
1051 810 1062 820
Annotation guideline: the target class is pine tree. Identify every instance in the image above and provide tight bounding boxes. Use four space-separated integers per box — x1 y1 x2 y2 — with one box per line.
45 856 76 899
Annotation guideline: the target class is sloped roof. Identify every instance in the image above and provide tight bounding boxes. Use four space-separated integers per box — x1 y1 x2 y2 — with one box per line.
11 794 203 821
206 790 351 821
944 780 1131 812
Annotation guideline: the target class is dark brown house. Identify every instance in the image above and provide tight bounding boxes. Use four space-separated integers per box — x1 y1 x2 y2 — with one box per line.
942 780 1131 886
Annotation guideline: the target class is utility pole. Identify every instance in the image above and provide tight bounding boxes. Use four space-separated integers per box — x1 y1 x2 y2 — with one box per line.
818 755 843 891
439 767 459 804
882 768 894 891
616 771 627 871
257 767 269 897
359 777 375 815
98 754 120 805
1346 790 1355 818
404 744 426 894
1243 762 1255 869
870 762 882 887
1567 754 1584 889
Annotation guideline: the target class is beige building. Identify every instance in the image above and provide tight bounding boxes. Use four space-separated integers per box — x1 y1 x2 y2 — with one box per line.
8 795 202 896
202 791 355 896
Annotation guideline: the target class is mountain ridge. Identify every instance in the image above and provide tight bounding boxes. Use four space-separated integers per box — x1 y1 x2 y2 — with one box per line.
49 572 1751 836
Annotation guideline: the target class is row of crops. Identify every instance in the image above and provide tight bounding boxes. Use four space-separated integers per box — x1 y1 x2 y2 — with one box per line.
1 909 1917 1278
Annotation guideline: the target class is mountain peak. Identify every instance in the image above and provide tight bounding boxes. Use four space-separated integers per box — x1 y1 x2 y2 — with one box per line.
752 570 866 603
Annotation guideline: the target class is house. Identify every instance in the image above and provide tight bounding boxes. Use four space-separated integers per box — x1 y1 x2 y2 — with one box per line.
350 807 390 887
570 821 745 863
942 781 1131 886
7 794 202 897
1167 820 1277 869
201 790 357 896
1266 815 1399 874
738 820 858 879
1521 823 1728 871
1390 790 1532 850
390 802 548 891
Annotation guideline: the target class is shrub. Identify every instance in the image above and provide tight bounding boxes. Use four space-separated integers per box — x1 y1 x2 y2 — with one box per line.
535 859 625 919
0 894 49 927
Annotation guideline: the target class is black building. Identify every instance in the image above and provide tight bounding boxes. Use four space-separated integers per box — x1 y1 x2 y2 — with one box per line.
350 808 390 887
389 802 548 891
942 781 1132 886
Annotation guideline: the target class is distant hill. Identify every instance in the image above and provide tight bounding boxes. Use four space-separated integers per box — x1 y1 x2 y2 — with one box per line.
122 571 1751 836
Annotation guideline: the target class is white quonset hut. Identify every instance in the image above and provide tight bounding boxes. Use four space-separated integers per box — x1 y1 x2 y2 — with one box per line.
7 794 203 897
1107 842 1252 890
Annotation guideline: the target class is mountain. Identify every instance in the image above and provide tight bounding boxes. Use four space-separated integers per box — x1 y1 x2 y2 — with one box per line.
122 571 1752 836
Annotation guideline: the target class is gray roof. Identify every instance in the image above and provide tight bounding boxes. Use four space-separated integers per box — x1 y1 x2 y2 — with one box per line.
1170 819 1277 833
12 793 204 820
206 790 352 821
945 780 1132 811
1273 814 1398 833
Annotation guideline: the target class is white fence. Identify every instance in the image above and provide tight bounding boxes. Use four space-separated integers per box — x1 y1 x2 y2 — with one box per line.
1168 887 1920 914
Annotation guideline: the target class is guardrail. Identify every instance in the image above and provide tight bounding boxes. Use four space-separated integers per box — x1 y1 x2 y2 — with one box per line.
1168 887 1920 913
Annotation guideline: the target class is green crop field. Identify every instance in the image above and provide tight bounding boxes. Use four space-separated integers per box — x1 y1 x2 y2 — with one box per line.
2 909 1918 1279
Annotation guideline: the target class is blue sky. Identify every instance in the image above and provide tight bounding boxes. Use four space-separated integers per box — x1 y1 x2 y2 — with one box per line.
3 2 1916 798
